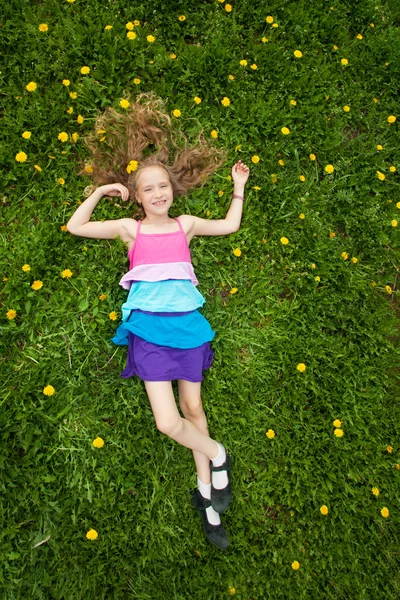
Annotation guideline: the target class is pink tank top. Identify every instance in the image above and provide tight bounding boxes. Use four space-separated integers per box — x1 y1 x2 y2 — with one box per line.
127 217 192 270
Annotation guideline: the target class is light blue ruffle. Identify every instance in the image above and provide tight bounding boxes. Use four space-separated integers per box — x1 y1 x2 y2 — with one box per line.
120 279 206 324
111 309 215 348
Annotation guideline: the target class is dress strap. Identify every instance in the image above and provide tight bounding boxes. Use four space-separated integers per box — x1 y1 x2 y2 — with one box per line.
174 217 184 233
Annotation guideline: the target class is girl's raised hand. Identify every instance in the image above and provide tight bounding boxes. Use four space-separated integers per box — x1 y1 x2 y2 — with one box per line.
232 160 250 185
101 183 130 201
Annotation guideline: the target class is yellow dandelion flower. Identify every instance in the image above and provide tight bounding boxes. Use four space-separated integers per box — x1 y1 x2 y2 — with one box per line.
252 155 260 164
229 587 236 595
126 22 134 30
133 78 141 84
92 437 104 448
60 225 67 231
281 127 290 135
178 15 186 21
320 505 329 515
311 263 316 269
290 100 297 106
72 132 79 143
86 529 98 540
266 429 275 439
376 171 385 180
334 428 344 437
127 31 136 40
356 34 363 39
341 252 349 260
80 66 90 75
372 487 380 496
329 232 336 238
99 294 107 300
333 45 339 50
228 74 235 80
296 363 306 372
292 561 300 570
77 114 84 124
169 53 176 59
266 16 274 24
120 99 130 109
84 165 93 174
233 248 241 257
26 82 37 92
386 285 392 294
261 37 268 43
194 96 201 105
387 115 396 123
211 130 218 139
325 164 335 174
61 269 73 278
38 23 48 32
31 280 43 290
272 23 279 28
15 152 28 162
343 105 351 112
109 311 118 320
278 159 285 166
22 264 31 272
299 175 306 182
173 109 181 117
395 464 400 471
6 310 17 320
221 97 231 106
66 107 73 114
225 4 232 12
22 131 31 139
392 220 398 227
351 256 358 263
230 288 238 295
240 59 247 67
280 237 289 245
381 507 389 518
386 446 393 453
34 164 42 172
62 79 70 86
341 58 348 65
69 91 77 99
134 20 140 26
389 166 397 173
250 64 257 70
309 153 316 160
333 419 342 427
58 178 65 185
315 275 321 282
43 385 55 396
126 160 138 173
104 25 113 30
58 132 68 142
299 213 305 219
147 35 155 42
294 50 303 58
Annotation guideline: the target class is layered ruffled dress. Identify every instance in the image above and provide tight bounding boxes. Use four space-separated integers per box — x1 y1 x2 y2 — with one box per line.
111 217 215 382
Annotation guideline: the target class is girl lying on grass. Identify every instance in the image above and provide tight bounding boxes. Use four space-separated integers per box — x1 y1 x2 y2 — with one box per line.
66 92 250 550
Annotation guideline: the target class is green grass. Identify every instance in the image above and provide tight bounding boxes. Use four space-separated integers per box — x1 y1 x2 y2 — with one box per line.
1 0 399 598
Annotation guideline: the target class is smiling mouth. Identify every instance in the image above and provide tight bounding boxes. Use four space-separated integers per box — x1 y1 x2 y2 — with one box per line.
153 200 166 206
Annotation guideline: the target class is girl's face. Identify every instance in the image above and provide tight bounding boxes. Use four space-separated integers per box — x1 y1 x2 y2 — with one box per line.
135 167 173 217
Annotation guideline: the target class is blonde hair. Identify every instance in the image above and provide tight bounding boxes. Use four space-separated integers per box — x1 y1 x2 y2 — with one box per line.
81 92 228 218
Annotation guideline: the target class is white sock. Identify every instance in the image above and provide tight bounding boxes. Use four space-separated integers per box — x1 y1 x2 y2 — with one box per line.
197 477 221 526
210 441 228 490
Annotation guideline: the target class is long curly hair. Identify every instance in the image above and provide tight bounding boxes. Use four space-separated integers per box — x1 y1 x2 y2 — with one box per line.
81 91 229 218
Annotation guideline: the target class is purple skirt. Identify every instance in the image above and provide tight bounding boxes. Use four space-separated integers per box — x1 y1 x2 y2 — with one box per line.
120 332 214 382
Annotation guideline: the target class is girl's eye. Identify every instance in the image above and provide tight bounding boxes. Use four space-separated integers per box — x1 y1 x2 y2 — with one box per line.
145 186 167 191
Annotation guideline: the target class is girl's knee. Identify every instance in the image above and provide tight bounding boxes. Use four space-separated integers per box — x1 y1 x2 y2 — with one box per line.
180 397 204 418
157 416 183 438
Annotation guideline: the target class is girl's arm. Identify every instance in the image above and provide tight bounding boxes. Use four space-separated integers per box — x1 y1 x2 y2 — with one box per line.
66 183 134 240
188 160 250 236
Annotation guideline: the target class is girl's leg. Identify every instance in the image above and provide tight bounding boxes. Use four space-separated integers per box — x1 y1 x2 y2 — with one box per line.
177 379 212 484
143 381 219 461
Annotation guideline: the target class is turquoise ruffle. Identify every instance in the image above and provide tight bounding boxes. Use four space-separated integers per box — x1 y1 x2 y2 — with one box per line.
111 309 215 348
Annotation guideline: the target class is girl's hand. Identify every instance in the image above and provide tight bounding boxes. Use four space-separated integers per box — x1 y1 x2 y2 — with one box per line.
232 160 250 185
101 183 130 201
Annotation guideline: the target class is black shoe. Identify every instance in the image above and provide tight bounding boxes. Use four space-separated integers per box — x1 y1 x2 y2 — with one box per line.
210 454 232 513
191 489 229 550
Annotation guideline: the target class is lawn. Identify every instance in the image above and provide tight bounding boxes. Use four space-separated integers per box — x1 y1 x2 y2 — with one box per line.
1 0 399 598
